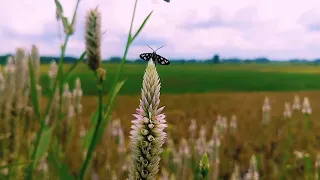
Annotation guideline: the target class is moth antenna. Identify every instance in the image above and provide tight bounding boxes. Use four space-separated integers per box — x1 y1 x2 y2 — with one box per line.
155 45 165 52
147 45 155 52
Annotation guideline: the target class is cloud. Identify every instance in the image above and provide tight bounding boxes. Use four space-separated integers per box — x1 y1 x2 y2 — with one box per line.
1 0 320 60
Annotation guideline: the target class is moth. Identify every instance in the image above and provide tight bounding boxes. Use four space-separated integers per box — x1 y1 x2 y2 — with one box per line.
139 45 170 65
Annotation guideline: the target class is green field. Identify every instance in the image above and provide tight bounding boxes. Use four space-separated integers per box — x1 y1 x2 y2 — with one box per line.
39 62 320 95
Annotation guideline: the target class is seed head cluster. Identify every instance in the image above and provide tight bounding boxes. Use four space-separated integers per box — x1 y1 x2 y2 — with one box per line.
128 59 167 180
85 7 102 71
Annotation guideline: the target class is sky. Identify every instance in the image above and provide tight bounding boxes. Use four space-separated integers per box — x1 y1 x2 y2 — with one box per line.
1 0 320 60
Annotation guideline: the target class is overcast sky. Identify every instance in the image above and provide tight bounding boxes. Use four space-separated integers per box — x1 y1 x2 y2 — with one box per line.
1 0 320 60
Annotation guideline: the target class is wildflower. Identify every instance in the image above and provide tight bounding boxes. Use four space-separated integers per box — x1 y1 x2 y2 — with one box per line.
230 164 241 180
14 48 27 103
215 115 222 128
293 150 304 159
262 97 271 125
292 95 301 110
48 60 57 79
128 59 167 180
244 155 259 180
195 126 207 155
302 97 311 115
111 119 122 137
79 125 86 138
230 115 237 135
283 102 292 118
178 138 190 158
117 128 127 154
188 119 197 144
85 7 102 71
63 83 72 109
198 153 210 178
30 45 40 83
73 78 83 114
221 116 228 134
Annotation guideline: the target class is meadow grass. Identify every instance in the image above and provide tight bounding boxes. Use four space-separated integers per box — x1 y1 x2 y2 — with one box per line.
38 63 320 96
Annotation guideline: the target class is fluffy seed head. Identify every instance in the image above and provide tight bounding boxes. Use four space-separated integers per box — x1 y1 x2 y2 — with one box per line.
283 102 292 118
292 95 301 110
302 97 312 115
85 7 102 71
30 45 40 83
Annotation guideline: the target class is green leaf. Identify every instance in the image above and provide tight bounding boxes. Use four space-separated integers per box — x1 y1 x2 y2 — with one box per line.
60 163 75 180
82 106 99 150
131 11 153 42
34 126 54 163
28 55 41 120
48 146 75 180
48 148 60 173
54 0 64 18
61 16 70 33
95 79 127 146
64 51 86 81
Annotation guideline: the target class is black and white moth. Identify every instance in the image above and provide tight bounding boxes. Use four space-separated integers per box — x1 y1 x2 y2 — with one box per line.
139 45 170 65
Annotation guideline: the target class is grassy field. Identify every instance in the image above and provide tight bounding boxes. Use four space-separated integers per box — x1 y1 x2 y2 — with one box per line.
66 63 320 179
55 63 320 178
38 62 320 96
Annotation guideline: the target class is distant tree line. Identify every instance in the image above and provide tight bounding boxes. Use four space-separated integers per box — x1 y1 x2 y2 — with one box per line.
1 53 320 65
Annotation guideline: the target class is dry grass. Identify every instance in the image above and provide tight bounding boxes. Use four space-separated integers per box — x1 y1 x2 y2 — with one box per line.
78 91 320 137
46 90 319 179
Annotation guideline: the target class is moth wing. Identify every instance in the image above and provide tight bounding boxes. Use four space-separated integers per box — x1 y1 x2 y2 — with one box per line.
155 54 170 65
140 53 153 61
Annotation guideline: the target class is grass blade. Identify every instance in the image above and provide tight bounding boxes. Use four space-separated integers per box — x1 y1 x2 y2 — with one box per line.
64 51 86 81
61 16 70 32
82 110 99 150
28 55 41 120
34 126 55 162
83 80 126 149
54 0 64 17
48 144 75 180
96 79 126 145
131 11 153 42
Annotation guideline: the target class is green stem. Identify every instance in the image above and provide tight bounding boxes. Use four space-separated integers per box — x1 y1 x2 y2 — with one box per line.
102 0 137 100
64 116 77 159
57 0 81 151
25 0 82 175
281 117 292 180
25 35 70 180
78 73 103 180
94 0 139 157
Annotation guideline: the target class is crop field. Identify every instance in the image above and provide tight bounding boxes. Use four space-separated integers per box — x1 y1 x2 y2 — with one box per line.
39 62 320 96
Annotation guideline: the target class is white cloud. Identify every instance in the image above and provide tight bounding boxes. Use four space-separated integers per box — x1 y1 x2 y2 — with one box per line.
1 0 320 60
